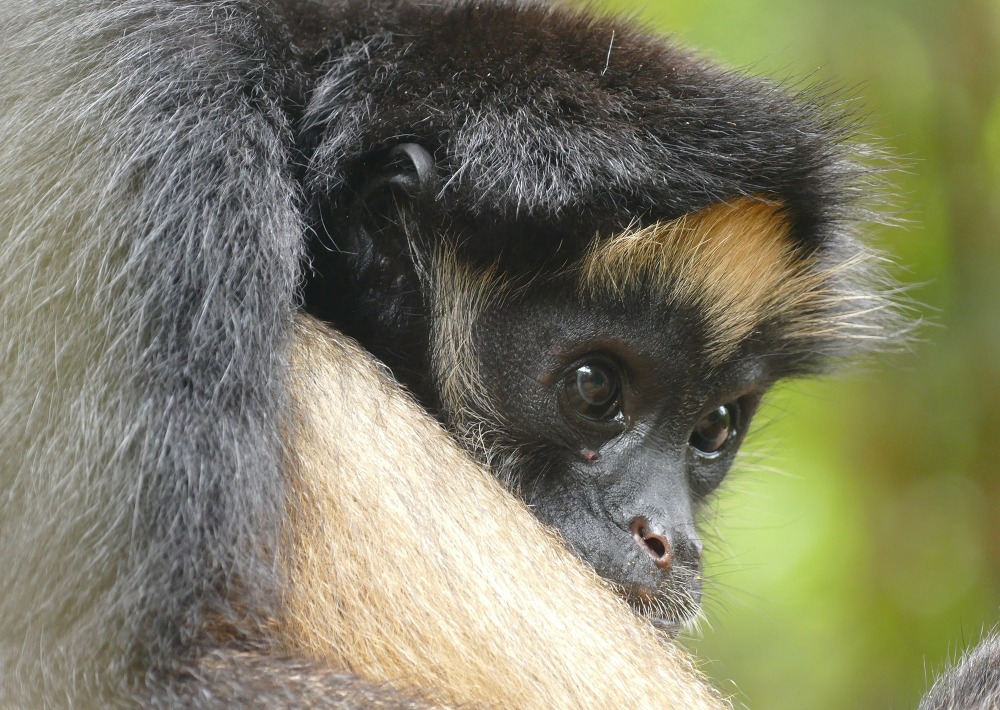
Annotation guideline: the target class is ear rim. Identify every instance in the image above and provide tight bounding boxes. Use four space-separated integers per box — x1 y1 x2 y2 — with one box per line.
384 142 437 199
358 142 438 204
344 142 437 273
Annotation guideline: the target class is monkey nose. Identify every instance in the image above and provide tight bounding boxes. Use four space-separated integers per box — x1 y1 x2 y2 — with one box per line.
630 516 673 571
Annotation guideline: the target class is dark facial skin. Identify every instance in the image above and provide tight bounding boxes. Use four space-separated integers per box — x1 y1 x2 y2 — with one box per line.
473 281 769 632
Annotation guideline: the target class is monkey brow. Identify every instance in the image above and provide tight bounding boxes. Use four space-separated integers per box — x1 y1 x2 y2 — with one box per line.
576 197 832 361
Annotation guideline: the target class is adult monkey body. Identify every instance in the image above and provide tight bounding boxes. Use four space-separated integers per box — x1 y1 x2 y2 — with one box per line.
0 0 918 708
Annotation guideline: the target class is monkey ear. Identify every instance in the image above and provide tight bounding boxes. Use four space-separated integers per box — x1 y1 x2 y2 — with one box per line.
341 142 437 296
358 142 438 205
381 142 437 198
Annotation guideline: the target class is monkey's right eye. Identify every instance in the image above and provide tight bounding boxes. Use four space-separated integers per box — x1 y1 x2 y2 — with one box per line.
561 361 623 422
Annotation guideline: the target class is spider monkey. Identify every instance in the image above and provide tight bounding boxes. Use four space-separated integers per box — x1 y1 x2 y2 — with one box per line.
4 0 972 708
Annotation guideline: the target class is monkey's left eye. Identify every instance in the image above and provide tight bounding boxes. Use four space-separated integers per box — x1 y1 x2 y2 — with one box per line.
561 361 622 422
689 404 737 457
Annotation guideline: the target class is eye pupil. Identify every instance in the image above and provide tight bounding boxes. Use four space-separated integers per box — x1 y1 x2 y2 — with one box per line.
689 405 734 456
577 365 613 405
563 361 621 421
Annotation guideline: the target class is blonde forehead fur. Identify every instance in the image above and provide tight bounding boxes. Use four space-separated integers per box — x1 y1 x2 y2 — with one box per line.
580 197 828 360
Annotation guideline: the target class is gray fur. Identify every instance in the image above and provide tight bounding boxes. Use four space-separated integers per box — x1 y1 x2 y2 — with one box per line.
1 1 300 704
919 634 1000 710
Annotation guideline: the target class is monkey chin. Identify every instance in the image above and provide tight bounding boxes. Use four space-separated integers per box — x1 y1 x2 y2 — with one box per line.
624 598 695 638
620 576 703 639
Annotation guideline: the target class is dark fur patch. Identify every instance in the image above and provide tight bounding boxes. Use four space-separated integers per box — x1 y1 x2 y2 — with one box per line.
300 2 860 247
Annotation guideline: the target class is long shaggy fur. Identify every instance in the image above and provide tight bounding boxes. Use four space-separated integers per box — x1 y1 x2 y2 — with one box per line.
302 2 861 228
578 197 895 361
1 1 300 704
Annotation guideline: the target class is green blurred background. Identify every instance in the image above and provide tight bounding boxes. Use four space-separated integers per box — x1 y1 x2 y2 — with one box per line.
583 1 1000 708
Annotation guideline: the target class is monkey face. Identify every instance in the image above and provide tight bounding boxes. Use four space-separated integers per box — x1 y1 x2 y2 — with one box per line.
304 138 867 632
461 279 768 633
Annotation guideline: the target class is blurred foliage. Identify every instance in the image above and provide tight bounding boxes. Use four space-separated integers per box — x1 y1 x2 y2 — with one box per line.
581 0 1000 708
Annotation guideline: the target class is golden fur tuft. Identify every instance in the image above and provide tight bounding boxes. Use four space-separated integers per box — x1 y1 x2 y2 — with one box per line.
579 197 833 359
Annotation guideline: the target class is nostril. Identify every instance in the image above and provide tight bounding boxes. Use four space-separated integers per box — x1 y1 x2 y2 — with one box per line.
629 516 673 571
644 535 667 559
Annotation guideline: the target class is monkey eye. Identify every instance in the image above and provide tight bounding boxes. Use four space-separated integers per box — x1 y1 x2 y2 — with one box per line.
561 361 622 422
689 404 737 457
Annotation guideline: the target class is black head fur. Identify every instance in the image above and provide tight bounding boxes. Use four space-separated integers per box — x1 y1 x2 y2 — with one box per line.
299 2 861 257
297 0 898 395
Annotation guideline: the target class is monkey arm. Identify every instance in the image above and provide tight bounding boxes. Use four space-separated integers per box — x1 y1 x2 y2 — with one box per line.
278 315 728 708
